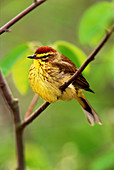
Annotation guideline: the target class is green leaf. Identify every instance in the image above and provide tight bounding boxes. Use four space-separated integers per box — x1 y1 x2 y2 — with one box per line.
53 40 89 73
79 2 114 46
11 42 40 95
11 51 32 95
0 44 29 75
0 42 40 95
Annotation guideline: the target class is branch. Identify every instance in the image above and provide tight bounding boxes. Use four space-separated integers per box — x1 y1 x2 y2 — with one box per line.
21 25 114 129
0 70 25 170
60 25 114 91
22 102 50 129
12 99 25 170
0 0 47 35
24 94 38 119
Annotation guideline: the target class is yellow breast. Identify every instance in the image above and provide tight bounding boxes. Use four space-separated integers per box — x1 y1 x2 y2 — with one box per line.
29 60 76 103
29 62 62 103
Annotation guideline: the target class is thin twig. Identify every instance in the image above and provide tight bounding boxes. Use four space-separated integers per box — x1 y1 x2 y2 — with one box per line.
21 25 114 129
0 70 25 170
24 94 38 119
0 0 47 35
22 102 50 129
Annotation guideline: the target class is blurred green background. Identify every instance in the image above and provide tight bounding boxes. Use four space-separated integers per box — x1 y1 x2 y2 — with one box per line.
0 0 114 169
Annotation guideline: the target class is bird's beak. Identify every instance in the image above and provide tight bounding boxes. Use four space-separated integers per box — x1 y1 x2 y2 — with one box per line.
27 54 37 59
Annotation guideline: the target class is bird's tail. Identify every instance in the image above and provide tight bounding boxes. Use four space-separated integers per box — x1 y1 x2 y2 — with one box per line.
75 91 102 126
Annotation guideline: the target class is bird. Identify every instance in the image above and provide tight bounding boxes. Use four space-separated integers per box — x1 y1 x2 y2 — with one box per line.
28 46 102 125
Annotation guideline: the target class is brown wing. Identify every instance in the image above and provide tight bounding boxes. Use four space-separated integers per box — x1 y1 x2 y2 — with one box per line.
52 54 94 93
73 75 94 93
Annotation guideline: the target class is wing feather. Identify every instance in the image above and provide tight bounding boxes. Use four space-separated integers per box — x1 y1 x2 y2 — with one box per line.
52 54 93 92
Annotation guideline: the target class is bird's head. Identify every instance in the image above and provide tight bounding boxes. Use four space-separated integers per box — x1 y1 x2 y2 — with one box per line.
27 46 57 62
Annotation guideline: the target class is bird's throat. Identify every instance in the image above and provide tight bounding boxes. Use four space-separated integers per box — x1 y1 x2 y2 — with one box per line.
33 59 42 68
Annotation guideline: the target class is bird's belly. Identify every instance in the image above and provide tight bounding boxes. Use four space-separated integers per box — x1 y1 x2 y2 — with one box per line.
29 68 76 103
29 70 62 103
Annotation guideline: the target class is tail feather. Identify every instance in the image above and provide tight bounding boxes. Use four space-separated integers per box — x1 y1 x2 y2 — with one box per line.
83 109 95 125
82 104 102 125
75 94 102 125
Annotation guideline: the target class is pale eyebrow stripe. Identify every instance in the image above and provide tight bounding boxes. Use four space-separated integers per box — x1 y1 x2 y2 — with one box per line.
36 52 54 57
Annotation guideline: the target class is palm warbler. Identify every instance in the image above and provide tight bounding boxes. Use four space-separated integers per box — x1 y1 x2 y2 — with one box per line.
28 46 102 125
